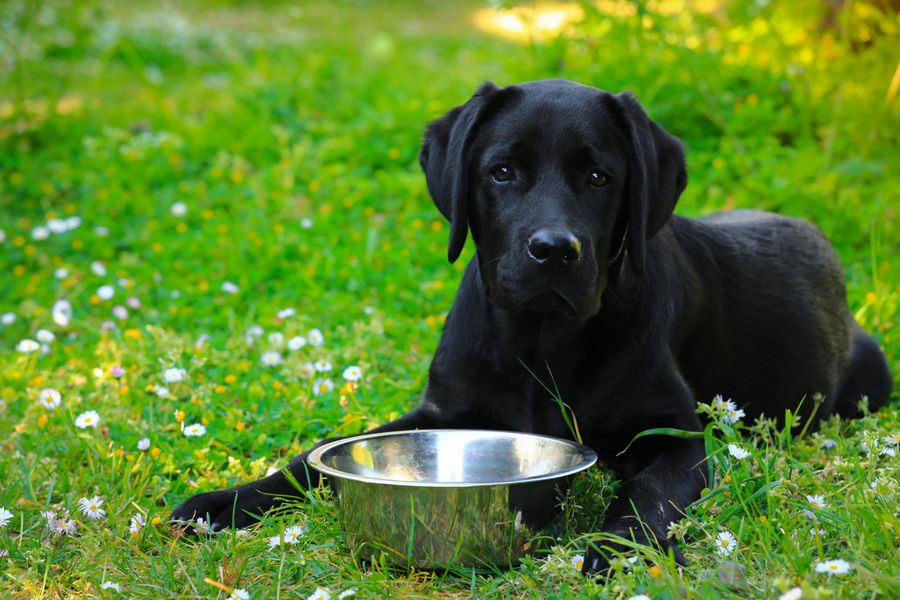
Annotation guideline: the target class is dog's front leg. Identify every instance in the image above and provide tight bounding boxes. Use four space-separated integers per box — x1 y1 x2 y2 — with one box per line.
168 405 446 530
582 435 707 575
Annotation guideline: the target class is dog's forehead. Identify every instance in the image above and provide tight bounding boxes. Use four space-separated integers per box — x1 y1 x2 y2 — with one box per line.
479 81 622 151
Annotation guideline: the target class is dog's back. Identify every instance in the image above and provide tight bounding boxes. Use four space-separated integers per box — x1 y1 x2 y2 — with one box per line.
667 209 891 420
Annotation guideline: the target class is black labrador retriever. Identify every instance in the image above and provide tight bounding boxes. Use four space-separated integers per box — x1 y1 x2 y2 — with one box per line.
171 79 893 573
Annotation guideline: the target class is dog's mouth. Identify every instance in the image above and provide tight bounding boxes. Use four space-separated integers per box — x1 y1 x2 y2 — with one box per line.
515 288 583 317
483 256 602 319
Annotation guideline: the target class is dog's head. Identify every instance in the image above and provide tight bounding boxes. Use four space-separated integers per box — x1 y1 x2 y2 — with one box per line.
419 79 687 319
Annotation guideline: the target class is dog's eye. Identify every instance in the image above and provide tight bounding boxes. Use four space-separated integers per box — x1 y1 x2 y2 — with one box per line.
588 170 608 187
491 165 514 183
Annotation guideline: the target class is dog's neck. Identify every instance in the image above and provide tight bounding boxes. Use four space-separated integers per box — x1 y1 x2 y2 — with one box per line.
484 299 595 371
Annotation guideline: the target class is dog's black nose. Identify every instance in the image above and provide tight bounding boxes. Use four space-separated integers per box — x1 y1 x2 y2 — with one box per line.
527 229 582 269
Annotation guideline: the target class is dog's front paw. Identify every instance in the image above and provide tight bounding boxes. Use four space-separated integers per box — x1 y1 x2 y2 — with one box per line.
169 487 267 531
581 536 685 577
581 538 621 576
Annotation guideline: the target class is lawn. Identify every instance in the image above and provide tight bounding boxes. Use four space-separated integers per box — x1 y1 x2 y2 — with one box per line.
1 0 899 598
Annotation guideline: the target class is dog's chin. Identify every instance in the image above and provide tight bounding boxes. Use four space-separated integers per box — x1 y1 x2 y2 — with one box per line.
493 287 599 320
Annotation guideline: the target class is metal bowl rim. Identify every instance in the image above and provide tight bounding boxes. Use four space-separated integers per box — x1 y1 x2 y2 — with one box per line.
306 429 598 488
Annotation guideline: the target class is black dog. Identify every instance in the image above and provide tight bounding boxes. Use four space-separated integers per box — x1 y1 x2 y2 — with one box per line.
171 79 892 573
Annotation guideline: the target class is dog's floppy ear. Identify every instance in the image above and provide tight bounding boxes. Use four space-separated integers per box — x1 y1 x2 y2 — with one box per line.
419 81 505 263
612 92 688 276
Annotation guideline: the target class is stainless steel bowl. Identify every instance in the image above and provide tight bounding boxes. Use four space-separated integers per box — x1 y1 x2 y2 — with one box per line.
307 429 597 569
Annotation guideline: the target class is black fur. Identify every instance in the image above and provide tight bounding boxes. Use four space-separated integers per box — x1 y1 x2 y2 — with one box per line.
170 79 892 574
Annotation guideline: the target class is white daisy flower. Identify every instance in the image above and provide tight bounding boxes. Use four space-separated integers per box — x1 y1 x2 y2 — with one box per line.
78 495 107 520
267 332 285 347
47 511 77 536
75 410 100 428
58 516 78 535
307 328 324 346
627 596 652 600
815 558 851 575
1 312 15 326
300 217 314 229
129 513 146 535
711 394 733 410
100 581 121 593
261 350 282 367
111 305 128 320
31 225 50 240
283 524 305 542
97 285 115 301
246 325 264 338
727 443 751 460
715 531 737 555
38 388 62 409
307 587 332 600
711 395 745 423
126 296 141 309
54 267 69 279
338 590 357 599
299 362 315 378
90 261 107 276
226 589 250 600
170 201 188 217
342 365 363 382
0 507 12 528
723 406 745 424
806 494 827 510
137 437 150 451
221 281 240 294
268 524 306 548
778 587 802 600
16 339 40 353
288 335 306 350
163 367 186 383
314 359 332 372
47 218 68 234
65 215 81 230
276 307 296 319
95 225 110 236
155 386 170 398
570 553 584 571
52 299 72 327
312 378 334 396
183 423 206 437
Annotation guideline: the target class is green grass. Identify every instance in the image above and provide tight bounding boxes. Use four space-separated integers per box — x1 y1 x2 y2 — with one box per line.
1 0 899 597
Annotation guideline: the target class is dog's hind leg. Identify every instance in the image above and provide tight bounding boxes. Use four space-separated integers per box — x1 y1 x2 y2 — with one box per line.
833 325 893 417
